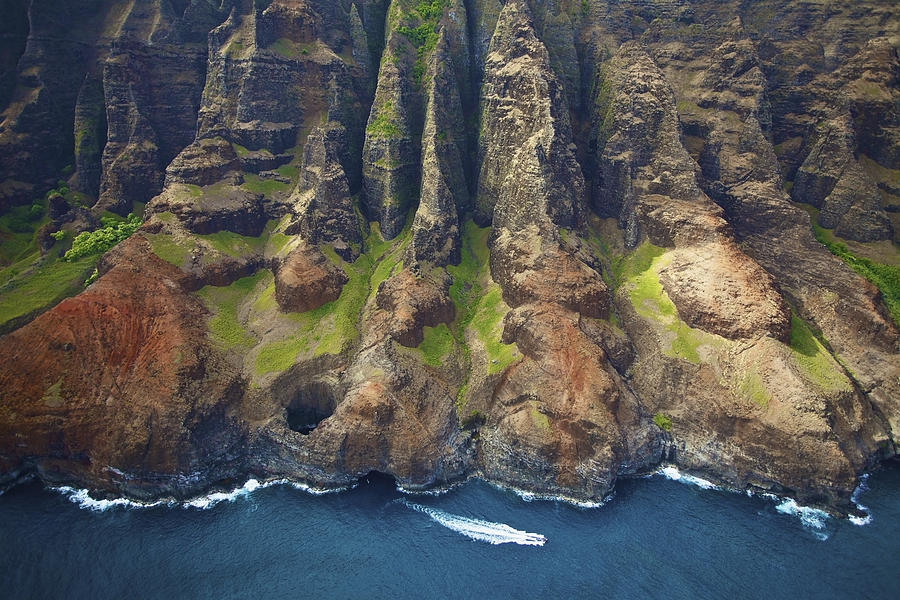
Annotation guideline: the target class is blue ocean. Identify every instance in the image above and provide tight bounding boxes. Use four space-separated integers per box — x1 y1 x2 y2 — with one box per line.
2 464 898 599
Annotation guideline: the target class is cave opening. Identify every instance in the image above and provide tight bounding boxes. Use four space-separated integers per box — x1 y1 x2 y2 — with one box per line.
359 470 398 493
285 382 336 435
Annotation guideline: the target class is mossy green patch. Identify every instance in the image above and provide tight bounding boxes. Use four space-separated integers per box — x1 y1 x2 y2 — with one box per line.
241 173 291 196
737 369 770 408
232 143 249 158
471 285 518 374
0 201 50 266
198 229 267 259
529 401 550 431
146 232 195 267
0 253 97 328
251 279 277 313
255 336 310 374
366 100 403 138
788 315 852 392
275 164 299 181
418 323 454 366
653 412 672 431
269 38 314 59
624 244 705 363
253 223 407 376
810 221 900 327
196 272 266 351
446 220 520 409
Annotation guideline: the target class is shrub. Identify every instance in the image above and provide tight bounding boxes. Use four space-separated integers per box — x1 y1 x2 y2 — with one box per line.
812 223 900 327
64 213 141 261
653 413 672 431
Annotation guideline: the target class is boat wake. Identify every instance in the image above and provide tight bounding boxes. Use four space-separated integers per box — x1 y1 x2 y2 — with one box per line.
400 499 546 546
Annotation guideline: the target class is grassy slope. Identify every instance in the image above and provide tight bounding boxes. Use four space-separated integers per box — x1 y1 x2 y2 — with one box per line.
443 220 520 410
254 223 403 375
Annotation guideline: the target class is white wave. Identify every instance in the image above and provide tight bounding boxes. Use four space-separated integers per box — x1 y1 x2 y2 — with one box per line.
184 477 349 509
848 473 872 526
656 465 720 490
184 478 263 509
771 497 830 540
401 500 546 546
484 479 606 509
849 513 872 526
53 476 349 512
281 479 351 496
397 484 454 497
55 486 171 511
851 473 870 504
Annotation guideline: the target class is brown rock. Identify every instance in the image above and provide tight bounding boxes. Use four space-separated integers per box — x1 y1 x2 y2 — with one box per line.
274 242 348 313
0 236 245 498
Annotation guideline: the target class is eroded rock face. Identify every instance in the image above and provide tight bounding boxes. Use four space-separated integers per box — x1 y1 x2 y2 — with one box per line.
0 237 247 498
0 0 898 514
275 243 348 313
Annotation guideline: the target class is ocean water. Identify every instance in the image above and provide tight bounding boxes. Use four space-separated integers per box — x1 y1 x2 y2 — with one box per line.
1 465 898 599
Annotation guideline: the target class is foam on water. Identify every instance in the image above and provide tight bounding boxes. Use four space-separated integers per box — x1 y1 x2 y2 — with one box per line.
654 465 841 538
55 486 172 511
54 477 348 512
401 500 547 546
184 478 263 509
656 465 720 490
184 478 348 509
484 479 606 509
849 474 873 526
766 495 831 540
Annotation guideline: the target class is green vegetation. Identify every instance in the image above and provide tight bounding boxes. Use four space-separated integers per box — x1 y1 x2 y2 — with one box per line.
0 197 50 266
241 173 291 196
0 178 114 327
83 268 98 287
418 323 454 366
254 223 406 375
267 232 293 257
788 315 852 392
737 368 770 408
366 101 403 138
811 222 900 327
0 253 97 328
471 285 519 374
251 278 277 313
270 38 314 59
63 214 141 261
197 273 266 351
653 412 672 431
198 229 268 259
593 66 615 148
225 40 244 58
622 243 709 364
276 164 299 181
232 143 250 158
146 231 194 267
529 401 550 431
148 218 284 268
444 221 520 410
394 0 450 85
